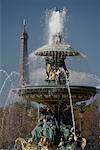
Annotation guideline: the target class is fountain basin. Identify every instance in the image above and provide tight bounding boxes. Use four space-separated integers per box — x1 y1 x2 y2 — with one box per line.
14 85 97 105
34 44 82 57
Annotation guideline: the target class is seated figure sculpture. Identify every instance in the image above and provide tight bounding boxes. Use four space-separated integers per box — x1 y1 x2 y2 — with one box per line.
60 123 70 140
31 122 43 143
31 107 58 146
45 56 69 84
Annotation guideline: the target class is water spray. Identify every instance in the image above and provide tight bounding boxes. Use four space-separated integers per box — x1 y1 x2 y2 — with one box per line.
0 71 19 96
0 69 9 77
0 69 9 89
66 77 76 134
47 8 67 44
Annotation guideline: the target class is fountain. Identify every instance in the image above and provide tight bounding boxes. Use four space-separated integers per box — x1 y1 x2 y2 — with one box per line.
14 9 98 150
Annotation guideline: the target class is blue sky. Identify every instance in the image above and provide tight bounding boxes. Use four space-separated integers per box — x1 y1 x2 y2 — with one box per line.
0 0 100 77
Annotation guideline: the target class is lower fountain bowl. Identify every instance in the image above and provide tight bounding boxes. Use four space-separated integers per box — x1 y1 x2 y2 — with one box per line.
14 85 97 105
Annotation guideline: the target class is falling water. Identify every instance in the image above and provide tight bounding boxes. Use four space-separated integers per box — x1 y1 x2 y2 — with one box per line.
0 71 21 147
96 93 100 111
0 70 19 116
0 71 19 96
0 88 20 138
0 69 9 89
0 69 9 78
47 8 66 44
66 78 76 134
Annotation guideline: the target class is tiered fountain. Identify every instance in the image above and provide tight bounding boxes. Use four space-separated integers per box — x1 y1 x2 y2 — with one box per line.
15 9 97 150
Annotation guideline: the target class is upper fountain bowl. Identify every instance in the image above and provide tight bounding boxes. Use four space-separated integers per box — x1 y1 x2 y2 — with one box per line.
34 43 83 57
34 34 85 57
